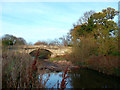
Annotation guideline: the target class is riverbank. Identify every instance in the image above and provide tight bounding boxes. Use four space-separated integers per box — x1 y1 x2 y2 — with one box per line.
48 54 120 78
37 59 80 73
36 58 120 88
2 50 120 88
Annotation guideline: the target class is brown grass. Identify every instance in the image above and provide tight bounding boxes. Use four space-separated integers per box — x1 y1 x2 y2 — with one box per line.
2 49 50 88
2 50 33 88
2 48 70 88
86 55 120 74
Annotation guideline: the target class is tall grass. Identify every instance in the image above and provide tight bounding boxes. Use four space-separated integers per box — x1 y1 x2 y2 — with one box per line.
2 50 33 88
2 48 69 88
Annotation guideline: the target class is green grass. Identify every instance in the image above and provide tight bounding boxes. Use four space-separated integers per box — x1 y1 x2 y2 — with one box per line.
110 51 120 56
50 57 66 62
74 62 86 66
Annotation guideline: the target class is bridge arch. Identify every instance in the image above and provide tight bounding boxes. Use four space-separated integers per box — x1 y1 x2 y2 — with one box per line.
29 49 53 59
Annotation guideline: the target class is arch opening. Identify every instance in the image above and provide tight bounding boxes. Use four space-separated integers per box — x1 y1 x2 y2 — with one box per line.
29 49 52 59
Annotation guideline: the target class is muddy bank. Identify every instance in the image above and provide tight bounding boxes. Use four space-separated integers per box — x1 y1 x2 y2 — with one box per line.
36 58 120 79
37 59 80 73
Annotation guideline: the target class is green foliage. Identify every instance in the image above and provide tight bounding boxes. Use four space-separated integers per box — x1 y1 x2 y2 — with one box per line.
71 7 119 55
2 34 26 46
72 37 98 63
50 56 66 62
2 39 13 46
110 51 120 56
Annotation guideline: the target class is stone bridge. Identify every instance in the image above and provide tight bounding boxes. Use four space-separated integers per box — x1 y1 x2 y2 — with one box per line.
11 45 72 58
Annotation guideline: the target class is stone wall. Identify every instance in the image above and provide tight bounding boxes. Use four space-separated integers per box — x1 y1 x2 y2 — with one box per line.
11 45 72 58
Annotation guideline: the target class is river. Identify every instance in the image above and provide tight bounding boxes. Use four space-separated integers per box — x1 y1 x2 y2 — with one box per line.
40 68 120 88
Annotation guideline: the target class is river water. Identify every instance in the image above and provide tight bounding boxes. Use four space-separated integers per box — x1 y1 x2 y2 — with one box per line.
40 68 120 88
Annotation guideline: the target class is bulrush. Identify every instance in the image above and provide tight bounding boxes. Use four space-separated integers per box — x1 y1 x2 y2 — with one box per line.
28 48 40 88
60 66 69 88
51 66 69 89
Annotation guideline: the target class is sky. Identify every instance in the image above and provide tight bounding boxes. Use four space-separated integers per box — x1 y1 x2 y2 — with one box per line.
0 1 119 44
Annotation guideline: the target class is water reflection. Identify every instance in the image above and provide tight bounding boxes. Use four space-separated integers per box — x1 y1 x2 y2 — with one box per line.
70 69 120 88
40 69 120 88
39 72 72 88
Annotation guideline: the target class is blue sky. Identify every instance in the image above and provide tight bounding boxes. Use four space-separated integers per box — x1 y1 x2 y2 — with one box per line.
0 2 119 43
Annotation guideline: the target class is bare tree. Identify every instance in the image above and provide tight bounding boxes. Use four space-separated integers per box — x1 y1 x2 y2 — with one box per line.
73 10 95 27
59 32 72 46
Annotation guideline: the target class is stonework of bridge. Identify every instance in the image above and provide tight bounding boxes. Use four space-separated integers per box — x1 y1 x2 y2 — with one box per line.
12 45 72 58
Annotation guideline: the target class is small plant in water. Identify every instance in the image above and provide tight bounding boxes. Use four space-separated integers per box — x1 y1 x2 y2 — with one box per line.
52 66 69 89
60 66 69 88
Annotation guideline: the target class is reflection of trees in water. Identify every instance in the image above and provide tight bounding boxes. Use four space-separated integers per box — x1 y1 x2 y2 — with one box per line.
68 69 120 88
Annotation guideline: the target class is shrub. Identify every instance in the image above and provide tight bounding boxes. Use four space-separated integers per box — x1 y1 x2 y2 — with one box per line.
2 34 26 46
71 37 98 63
34 41 48 45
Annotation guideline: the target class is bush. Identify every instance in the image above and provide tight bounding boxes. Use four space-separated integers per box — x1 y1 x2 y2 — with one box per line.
2 34 26 46
71 37 98 63
34 41 48 45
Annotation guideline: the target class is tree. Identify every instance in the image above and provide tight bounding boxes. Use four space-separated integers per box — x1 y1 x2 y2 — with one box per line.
59 32 72 46
90 7 119 55
90 7 119 39
71 8 119 40
15 37 27 45
48 39 60 46
71 7 119 55
34 41 48 45
27 42 33 45
71 10 95 41
2 34 26 46
77 10 95 25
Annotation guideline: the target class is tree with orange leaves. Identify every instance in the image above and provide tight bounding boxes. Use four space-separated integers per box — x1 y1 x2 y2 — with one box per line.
71 7 119 55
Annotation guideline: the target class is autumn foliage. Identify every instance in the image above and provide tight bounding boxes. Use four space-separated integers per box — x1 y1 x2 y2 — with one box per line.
71 7 119 55
34 41 48 45
68 7 120 77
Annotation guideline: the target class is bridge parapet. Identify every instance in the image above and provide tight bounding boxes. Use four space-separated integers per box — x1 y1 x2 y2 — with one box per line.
10 45 72 58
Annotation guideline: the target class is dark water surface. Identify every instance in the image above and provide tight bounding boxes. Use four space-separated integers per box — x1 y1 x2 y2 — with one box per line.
40 68 120 88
